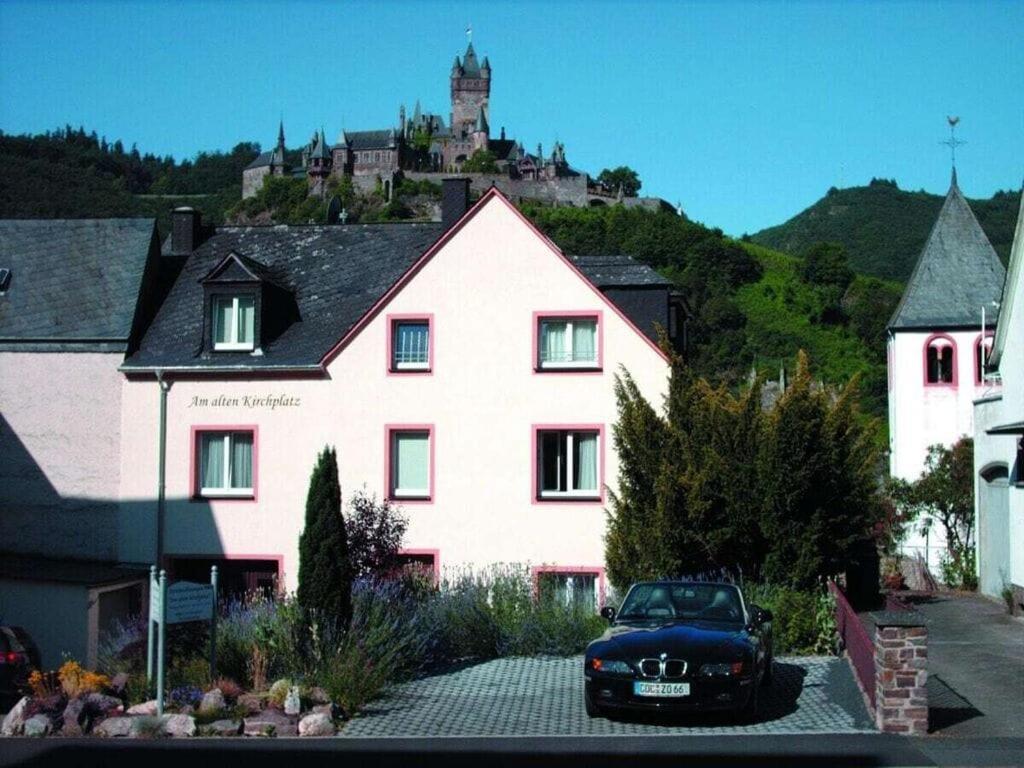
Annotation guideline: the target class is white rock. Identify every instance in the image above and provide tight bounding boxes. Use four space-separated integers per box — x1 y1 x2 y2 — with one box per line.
298 712 335 737
96 716 133 737
1 696 30 737
198 688 225 715
283 686 301 716
161 713 196 738
22 714 52 737
127 700 158 716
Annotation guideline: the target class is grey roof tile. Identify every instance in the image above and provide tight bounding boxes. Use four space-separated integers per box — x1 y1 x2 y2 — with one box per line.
570 254 672 287
0 219 156 347
889 174 1006 329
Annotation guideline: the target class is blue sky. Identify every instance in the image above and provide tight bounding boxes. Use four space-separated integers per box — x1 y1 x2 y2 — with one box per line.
1 0 1021 234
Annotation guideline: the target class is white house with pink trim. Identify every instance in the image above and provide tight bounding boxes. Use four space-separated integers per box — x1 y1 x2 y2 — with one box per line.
117 182 680 605
886 171 1006 573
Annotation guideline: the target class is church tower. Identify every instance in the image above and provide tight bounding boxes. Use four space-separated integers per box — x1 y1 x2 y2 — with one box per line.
451 42 490 140
306 128 333 199
887 168 1006 569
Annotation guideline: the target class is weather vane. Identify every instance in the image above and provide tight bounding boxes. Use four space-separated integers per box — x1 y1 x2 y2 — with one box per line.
466 24 472 44
941 116 966 170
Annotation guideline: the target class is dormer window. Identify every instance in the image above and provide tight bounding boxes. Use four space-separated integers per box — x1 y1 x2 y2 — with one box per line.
212 295 255 351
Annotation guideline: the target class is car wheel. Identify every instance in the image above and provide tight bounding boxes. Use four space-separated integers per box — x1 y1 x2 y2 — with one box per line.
584 686 603 719
740 678 760 724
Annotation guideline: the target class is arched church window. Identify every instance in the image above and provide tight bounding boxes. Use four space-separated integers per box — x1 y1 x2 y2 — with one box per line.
924 335 956 385
974 333 994 384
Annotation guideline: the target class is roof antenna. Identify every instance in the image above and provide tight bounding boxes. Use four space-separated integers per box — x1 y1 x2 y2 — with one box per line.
941 116 965 184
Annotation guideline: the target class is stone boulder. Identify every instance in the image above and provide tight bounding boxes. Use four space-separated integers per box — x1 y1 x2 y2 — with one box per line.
298 712 335 737
61 699 88 736
206 719 243 737
198 688 225 715
237 692 263 715
161 713 196 738
127 700 159 716
22 714 53 737
243 708 296 738
1 697 31 737
95 716 133 738
283 687 301 716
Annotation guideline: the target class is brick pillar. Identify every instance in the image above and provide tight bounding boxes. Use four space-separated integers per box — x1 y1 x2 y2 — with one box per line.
871 611 928 735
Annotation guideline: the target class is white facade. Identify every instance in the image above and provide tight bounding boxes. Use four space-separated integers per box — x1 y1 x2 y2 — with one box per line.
117 193 671 597
888 328 995 569
973 193 1024 603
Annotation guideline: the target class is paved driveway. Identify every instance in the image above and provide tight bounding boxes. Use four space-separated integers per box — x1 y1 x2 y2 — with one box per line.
907 593 1024 737
341 656 874 737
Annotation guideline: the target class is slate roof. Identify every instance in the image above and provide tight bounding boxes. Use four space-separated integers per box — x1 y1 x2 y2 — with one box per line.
123 222 444 371
245 151 275 170
340 130 397 151
571 254 672 287
0 219 157 351
889 172 1007 330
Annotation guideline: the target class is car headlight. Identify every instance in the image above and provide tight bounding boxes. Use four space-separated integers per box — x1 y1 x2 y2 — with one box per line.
699 661 745 676
591 658 632 674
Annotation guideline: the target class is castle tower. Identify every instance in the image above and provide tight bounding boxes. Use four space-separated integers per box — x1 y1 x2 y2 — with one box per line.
307 128 333 198
887 168 1006 569
451 42 490 140
270 120 287 176
471 106 489 152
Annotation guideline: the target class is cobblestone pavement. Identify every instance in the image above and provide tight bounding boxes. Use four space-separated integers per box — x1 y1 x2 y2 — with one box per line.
341 656 876 737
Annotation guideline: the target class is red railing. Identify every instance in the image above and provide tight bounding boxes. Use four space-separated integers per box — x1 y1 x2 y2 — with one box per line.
828 580 876 709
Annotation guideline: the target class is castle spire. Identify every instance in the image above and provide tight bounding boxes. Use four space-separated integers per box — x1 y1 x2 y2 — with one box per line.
277 119 285 149
475 106 489 134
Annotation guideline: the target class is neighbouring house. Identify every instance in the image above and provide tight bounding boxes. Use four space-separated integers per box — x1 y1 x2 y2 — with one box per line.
0 218 165 667
117 181 678 605
887 170 1006 573
973 189 1024 607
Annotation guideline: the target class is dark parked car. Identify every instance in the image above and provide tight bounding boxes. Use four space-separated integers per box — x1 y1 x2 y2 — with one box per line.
0 625 40 708
583 581 773 720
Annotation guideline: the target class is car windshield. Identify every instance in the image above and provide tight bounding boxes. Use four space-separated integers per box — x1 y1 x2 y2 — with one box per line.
617 583 744 623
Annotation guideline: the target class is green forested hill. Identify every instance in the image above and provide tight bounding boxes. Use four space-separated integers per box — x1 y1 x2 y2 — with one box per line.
751 178 1020 281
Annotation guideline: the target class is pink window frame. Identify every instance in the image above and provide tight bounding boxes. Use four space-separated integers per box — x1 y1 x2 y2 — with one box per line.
531 423 605 504
922 333 958 388
532 310 604 374
165 553 284 595
386 313 434 375
974 332 995 385
385 424 435 504
531 565 606 608
397 548 441 585
189 425 259 502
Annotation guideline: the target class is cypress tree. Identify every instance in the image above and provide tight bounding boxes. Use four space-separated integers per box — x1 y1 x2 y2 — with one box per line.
297 446 352 634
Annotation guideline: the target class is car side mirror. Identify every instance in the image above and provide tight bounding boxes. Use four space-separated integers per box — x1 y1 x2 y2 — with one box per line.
600 606 616 624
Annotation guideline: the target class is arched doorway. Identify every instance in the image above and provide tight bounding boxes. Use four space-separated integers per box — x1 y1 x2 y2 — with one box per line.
978 463 1010 597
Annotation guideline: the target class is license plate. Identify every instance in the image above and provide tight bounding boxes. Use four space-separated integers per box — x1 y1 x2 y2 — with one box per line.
633 681 690 697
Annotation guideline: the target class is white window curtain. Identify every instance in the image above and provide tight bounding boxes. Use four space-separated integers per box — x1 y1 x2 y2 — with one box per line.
542 322 568 363
572 321 596 362
201 434 225 489
213 298 234 345
395 322 429 365
238 297 255 345
574 432 598 490
394 432 429 495
231 433 253 489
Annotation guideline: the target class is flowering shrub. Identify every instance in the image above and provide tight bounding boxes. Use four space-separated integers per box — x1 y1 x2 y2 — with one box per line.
213 677 243 702
27 669 61 699
58 660 111 698
169 685 203 710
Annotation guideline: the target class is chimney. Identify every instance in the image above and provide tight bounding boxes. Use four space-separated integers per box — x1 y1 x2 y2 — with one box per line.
442 178 471 231
171 207 201 255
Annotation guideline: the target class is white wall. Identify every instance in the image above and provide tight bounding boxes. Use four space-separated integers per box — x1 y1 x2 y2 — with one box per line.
118 196 670 591
0 351 124 561
888 329 992 571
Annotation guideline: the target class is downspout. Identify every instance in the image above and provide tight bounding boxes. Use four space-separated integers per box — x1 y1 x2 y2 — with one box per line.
156 371 171 568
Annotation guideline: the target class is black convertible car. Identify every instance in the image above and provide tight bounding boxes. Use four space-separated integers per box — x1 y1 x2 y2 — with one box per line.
583 581 773 720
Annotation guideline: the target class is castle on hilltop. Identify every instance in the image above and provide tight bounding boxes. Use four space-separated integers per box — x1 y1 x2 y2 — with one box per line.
242 40 666 210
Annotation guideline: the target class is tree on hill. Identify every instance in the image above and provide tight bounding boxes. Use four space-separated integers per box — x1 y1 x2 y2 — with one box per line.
461 149 499 173
597 166 641 197
801 242 854 290
297 447 352 636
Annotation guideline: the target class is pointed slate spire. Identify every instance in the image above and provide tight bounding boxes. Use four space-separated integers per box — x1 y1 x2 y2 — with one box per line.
888 171 1006 329
451 55 462 74
462 42 480 76
413 99 422 122
474 106 488 134
311 128 330 160
481 55 491 74
277 119 285 149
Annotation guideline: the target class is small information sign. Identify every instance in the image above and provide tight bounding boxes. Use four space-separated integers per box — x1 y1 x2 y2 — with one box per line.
166 581 214 624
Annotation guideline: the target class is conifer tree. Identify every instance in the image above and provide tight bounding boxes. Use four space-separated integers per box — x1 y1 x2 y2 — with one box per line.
297 446 352 634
